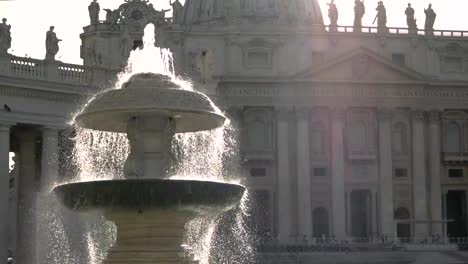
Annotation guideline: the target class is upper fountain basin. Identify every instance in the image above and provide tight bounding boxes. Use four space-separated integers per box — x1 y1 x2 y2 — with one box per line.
75 73 226 133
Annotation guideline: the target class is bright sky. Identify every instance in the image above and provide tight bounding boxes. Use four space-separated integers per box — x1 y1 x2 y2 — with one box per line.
1 0 466 64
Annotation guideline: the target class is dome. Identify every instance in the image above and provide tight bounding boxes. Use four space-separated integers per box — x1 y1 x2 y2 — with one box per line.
181 0 324 26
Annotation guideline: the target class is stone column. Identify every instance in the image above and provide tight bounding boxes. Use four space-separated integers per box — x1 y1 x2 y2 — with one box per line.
36 127 60 263
296 108 312 238
429 110 443 236
331 108 346 239
378 109 394 237
276 107 292 243
16 130 37 264
0 123 12 263
412 110 428 239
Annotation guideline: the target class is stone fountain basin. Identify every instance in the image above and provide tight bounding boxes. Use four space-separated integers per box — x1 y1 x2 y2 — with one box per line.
54 179 245 214
76 88 226 133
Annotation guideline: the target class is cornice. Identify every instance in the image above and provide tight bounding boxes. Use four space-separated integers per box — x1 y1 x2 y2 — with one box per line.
0 85 87 103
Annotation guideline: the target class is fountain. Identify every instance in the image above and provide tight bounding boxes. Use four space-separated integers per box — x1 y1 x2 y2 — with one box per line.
53 73 246 263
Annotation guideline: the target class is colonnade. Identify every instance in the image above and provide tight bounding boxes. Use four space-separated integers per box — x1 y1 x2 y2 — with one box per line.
275 108 444 243
0 124 60 263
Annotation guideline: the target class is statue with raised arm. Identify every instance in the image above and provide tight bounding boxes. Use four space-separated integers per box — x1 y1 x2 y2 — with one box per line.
405 3 417 32
120 25 133 68
88 0 100 25
154 9 171 26
374 1 387 33
45 26 61 60
354 0 365 31
327 0 338 31
0 18 12 55
424 4 436 36
169 0 184 24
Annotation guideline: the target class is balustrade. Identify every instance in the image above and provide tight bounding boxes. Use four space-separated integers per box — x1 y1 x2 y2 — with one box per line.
323 25 468 38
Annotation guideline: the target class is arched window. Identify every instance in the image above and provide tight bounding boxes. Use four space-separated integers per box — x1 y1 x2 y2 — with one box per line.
446 122 462 153
350 121 367 153
392 122 408 155
310 122 325 155
312 207 329 238
394 207 411 240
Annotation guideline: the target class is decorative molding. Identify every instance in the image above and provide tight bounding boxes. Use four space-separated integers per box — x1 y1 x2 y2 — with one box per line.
411 110 425 121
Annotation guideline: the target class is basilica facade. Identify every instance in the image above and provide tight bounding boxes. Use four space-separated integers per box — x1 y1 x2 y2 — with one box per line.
2 0 468 262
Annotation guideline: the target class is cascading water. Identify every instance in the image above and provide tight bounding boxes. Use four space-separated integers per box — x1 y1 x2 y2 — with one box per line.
49 22 254 264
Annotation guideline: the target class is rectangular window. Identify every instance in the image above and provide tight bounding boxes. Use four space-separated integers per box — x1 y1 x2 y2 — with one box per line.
313 167 327 177
247 50 270 67
250 167 267 177
394 168 408 178
392 53 406 67
448 168 464 178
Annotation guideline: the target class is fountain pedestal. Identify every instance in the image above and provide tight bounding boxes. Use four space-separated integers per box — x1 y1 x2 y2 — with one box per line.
104 210 193 263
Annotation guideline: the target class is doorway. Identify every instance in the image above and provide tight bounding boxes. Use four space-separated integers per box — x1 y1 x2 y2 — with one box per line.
394 207 411 241
447 190 468 238
350 190 372 237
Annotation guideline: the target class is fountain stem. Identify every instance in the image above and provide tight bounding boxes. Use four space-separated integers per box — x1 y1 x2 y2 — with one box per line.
124 115 175 179
104 210 195 264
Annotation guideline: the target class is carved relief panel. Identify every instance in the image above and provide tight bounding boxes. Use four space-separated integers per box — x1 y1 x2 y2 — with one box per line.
346 109 377 160
442 111 468 154
241 107 275 160
309 109 329 160
391 111 411 160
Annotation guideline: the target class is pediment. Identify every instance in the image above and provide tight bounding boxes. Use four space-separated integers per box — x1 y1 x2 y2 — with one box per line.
295 48 425 82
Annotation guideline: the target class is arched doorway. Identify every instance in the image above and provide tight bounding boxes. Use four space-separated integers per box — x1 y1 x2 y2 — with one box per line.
394 207 411 241
312 207 329 238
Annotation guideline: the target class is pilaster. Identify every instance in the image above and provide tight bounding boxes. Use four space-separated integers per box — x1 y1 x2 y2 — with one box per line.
296 107 312 238
429 110 443 235
378 108 394 236
276 107 292 243
331 107 346 239
411 110 428 238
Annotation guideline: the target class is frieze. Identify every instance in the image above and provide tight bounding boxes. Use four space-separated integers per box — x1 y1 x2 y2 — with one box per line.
218 85 468 98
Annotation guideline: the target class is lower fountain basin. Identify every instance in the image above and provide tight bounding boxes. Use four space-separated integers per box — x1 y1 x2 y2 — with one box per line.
54 179 245 215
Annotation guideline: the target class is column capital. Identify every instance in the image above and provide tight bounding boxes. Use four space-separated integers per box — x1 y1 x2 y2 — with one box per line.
295 107 309 120
276 107 292 121
377 108 393 121
411 110 426 121
428 110 441 123
331 107 346 121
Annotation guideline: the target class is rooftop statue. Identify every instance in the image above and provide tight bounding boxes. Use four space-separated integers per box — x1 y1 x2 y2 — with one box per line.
0 18 12 55
169 0 184 24
354 0 365 31
120 25 133 68
327 0 338 31
405 3 417 32
374 1 387 33
45 26 61 61
104 8 120 30
424 4 436 36
153 8 170 26
88 0 100 25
